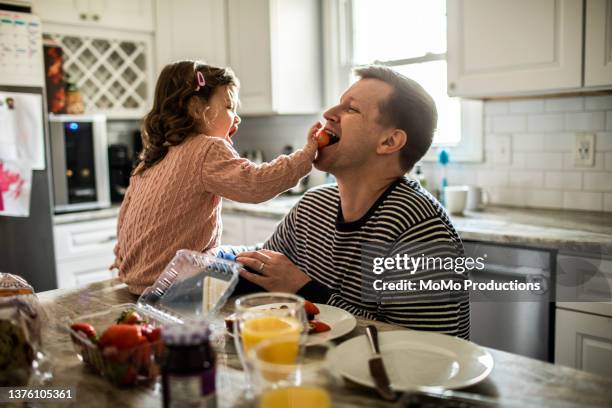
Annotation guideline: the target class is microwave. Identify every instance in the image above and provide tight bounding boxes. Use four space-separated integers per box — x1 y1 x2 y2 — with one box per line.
49 114 110 213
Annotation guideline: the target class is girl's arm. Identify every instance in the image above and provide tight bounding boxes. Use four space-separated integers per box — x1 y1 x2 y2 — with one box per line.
201 124 319 203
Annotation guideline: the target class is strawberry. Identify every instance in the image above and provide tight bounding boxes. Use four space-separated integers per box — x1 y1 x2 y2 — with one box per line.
304 300 320 316
99 324 146 350
141 324 162 342
308 320 331 334
70 322 97 340
116 310 143 325
317 130 331 148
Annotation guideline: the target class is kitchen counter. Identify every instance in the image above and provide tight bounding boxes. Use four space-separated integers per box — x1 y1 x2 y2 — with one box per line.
35 279 612 407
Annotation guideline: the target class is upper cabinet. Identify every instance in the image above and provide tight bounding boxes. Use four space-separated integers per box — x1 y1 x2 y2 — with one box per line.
31 0 154 32
447 0 611 98
585 0 612 87
226 0 322 115
154 0 228 74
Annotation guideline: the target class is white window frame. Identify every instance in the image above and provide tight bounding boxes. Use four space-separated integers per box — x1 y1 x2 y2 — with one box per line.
322 0 483 163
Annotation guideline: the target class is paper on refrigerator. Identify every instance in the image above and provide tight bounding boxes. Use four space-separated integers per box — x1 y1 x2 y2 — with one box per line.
0 159 31 217
0 91 45 170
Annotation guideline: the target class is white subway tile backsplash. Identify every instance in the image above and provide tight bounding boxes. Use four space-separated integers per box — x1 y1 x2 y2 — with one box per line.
512 152 526 168
542 132 575 151
447 166 478 185
484 101 509 115
485 117 493 132
525 152 563 169
607 111 612 130
509 100 544 113
566 112 606 131
478 169 509 187
493 115 527 133
606 153 612 171
563 191 603 211
544 171 582 190
585 95 612 111
525 189 564 209
508 170 544 188
544 97 584 112
583 172 612 192
596 132 612 151
513 133 544 151
527 114 565 132
605 193 612 212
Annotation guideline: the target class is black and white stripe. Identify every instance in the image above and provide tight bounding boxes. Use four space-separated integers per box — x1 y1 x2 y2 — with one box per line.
264 177 470 339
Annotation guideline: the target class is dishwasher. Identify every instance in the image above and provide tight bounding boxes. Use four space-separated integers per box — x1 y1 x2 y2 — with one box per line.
463 241 555 362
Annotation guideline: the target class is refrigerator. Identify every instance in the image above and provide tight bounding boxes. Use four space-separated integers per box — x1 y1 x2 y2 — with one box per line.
0 9 57 291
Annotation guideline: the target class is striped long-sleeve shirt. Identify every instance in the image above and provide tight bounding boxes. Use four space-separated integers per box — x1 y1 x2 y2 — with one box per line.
263 177 470 339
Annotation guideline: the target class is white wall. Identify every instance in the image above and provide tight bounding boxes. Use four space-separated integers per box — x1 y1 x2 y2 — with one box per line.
422 94 612 212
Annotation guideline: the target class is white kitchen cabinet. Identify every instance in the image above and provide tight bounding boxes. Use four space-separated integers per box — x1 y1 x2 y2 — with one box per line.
54 217 118 289
220 212 280 246
244 216 279 245
154 0 227 74
584 0 612 87
220 213 246 246
447 0 584 97
555 308 612 377
226 0 322 114
31 0 154 32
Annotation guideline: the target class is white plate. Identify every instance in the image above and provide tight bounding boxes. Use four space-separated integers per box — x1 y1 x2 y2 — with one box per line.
306 304 357 345
328 330 494 391
225 303 357 346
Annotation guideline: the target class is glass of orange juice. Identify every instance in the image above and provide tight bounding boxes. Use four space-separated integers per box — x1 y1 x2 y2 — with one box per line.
249 336 338 408
233 293 308 391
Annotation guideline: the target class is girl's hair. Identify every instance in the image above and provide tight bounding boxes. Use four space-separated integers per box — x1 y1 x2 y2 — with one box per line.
134 60 239 175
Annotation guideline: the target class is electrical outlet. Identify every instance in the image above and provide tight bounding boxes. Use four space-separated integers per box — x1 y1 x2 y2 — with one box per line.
574 133 595 167
492 134 512 164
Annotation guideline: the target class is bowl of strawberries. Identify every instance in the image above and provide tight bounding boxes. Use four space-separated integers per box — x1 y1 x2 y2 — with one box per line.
67 305 171 386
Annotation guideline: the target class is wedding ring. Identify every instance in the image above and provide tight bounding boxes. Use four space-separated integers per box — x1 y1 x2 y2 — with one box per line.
260 262 265 273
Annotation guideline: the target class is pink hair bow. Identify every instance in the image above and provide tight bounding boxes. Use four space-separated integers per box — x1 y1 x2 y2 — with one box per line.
195 71 206 91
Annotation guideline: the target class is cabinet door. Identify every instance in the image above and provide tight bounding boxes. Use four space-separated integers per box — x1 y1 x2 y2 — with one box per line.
220 213 246 246
447 0 583 97
89 0 154 32
555 308 612 377
227 0 273 114
244 216 279 245
32 0 153 32
154 0 227 73
54 218 117 261
585 0 612 87
56 255 117 289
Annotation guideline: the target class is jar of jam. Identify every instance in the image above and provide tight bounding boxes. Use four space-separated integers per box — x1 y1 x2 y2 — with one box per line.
161 323 216 408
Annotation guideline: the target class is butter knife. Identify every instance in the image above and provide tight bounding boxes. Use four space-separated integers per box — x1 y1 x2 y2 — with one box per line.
366 325 396 401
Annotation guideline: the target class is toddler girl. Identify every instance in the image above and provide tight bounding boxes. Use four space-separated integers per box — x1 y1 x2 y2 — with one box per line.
111 60 319 294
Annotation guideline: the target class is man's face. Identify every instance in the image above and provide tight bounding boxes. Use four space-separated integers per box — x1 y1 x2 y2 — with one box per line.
315 78 394 173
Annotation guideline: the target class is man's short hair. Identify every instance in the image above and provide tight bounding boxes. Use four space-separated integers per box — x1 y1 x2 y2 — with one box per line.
354 65 438 172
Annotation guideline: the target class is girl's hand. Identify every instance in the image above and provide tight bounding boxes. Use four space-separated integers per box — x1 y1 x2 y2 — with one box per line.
303 121 322 157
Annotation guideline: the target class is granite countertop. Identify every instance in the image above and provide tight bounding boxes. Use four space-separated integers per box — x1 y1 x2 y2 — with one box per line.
53 194 612 255
34 279 612 407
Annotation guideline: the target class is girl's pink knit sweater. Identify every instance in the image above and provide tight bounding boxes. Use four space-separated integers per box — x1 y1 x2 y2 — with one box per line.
111 134 314 294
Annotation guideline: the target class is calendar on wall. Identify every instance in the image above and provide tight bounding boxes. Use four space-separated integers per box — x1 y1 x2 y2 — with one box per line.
0 11 45 87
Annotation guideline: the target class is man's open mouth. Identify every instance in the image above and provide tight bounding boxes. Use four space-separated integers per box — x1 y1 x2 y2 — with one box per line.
319 128 340 148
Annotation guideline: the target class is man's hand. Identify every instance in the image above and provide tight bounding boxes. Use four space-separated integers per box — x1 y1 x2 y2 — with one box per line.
236 249 311 293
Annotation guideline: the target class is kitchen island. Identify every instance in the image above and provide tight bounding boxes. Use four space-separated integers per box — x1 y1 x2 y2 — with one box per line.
33 279 612 407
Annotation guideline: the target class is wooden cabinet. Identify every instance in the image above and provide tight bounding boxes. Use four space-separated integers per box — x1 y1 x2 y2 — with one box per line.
226 0 322 114
585 0 612 87
53 217 118 289
154 0 227 73
555 308 612 377
447 0 593 97
31 0 154 32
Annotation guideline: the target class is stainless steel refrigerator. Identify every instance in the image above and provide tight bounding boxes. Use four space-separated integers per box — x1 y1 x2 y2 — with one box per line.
0 9 57 291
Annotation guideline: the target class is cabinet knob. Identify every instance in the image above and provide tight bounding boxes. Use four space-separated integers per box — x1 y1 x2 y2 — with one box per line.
79 13 87 20
92 14 100 21
448 82 456 91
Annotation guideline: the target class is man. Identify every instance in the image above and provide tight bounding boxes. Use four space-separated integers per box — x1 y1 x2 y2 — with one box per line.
234 65 469 339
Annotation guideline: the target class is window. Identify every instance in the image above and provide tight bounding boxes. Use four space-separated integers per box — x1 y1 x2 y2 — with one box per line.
323 0 483 161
